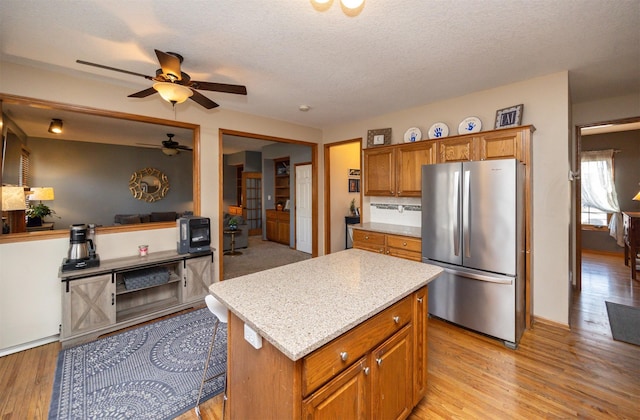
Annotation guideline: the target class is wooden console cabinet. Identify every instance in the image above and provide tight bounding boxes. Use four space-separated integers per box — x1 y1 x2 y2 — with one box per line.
266 209 290 245
59 250 214 347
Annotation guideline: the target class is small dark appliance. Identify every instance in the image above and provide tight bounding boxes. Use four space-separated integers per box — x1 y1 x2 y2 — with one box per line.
61 224 100 271
177 216 211 254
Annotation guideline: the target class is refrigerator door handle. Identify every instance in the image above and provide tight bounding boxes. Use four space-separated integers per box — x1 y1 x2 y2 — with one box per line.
453 170 460 256
463 169 471 258
442 267 513 285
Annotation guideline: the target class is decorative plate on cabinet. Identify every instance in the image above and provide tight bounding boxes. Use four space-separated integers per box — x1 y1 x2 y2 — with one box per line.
458 117 482 134
428 122 449 139
403 127 422 143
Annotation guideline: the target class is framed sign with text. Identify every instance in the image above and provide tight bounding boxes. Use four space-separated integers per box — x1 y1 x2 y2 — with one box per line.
494 104 523 129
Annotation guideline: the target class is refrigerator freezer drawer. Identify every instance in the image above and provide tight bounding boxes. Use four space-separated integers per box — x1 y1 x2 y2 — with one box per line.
428 267 524 345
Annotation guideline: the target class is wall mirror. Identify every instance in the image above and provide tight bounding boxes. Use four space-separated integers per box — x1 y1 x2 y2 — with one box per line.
0 94 200 242
129 168 169 202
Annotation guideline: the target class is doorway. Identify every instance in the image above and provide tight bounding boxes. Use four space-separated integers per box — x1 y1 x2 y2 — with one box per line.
573 117 640 293
324 138 362 254
219 129 318 280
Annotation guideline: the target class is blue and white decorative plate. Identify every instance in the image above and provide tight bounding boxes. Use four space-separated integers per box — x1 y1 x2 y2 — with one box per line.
458 117 482 134
428 122 449 139
404 127 422 143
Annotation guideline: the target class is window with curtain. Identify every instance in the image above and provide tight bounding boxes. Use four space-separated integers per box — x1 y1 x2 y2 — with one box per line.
580 149 624 246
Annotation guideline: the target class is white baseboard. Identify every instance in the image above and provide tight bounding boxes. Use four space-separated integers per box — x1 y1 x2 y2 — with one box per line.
0 334 59 357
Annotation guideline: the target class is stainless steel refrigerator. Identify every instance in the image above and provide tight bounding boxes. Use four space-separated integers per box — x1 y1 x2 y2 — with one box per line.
421 159 525 348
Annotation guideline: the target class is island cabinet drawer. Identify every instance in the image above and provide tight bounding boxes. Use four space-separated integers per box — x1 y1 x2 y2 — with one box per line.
302 296 413 396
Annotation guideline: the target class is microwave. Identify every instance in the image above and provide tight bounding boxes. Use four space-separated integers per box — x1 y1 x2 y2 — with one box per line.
177 216 211 254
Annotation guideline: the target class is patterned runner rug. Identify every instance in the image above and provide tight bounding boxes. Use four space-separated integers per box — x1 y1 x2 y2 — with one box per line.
49 308 226 419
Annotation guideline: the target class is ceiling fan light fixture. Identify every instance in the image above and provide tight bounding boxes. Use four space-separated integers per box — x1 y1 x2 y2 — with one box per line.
341 0 364 9
162 147 180 156
48 119 63 134
153 82 193 105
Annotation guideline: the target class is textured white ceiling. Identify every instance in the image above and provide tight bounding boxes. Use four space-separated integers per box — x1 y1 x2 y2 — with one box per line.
1 0 639 129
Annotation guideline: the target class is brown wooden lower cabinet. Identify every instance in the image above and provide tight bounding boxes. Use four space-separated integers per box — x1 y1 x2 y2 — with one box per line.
226 287 428 419
352 229 422 262
266 209 290 245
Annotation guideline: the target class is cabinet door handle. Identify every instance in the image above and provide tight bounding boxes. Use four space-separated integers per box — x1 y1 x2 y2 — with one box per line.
340 351 348 362
393 316 400 324
111 293 115 306
417 297 423 303
376 358 382 366
364 367 370 376
365 235 369 240
403 242 407 246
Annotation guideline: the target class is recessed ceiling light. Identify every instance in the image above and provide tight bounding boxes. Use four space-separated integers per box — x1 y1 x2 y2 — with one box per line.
299 105 311 112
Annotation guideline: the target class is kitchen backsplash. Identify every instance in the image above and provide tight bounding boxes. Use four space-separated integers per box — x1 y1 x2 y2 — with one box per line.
369 197 421 227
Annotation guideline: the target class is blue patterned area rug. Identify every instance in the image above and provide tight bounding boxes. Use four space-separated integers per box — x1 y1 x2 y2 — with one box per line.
49 308 226 419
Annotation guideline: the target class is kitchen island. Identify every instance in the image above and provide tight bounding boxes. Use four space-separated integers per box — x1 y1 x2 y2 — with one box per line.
209 248 442 419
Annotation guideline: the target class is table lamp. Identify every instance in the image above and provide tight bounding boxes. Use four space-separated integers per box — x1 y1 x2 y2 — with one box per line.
1 186 27 233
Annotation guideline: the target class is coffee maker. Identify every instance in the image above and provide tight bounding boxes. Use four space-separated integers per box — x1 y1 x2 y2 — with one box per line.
61 224 100 271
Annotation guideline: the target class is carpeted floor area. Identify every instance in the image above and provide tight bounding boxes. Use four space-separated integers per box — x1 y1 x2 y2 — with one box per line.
223 236 311 279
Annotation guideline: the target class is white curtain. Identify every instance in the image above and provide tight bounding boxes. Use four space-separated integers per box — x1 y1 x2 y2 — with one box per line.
581 150 623 246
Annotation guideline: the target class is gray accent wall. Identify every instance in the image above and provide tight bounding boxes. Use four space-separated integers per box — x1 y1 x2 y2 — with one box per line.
29 137 193 228
581 129 640 253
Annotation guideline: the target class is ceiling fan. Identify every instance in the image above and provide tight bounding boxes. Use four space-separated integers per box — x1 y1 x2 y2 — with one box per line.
137 133 192 156
77 49 247 109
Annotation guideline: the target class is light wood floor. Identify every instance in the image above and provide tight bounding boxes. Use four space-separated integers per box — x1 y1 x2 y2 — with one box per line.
1 252 638 419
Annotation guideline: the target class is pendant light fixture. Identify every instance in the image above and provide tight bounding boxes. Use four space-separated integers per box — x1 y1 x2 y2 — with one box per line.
48 119 63 134
310 0 364 15
153 82 193 105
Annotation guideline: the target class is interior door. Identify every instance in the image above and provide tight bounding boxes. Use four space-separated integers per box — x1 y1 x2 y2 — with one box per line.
296 163 313 254
242 172 262 236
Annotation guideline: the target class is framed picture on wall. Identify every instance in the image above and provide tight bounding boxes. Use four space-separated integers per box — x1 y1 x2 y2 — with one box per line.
349 179 360 193
494 104 524 129
367 128 391 147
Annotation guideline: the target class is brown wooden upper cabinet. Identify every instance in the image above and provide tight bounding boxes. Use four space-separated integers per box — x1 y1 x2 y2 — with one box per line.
364 141 437 197
364 126 531 196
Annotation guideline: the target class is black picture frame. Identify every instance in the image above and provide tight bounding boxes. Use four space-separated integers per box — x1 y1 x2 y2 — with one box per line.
495 104 524 129
349 179 360 193
367 128 392 147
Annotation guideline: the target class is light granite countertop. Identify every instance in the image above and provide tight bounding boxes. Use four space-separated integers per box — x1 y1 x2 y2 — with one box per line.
209 248 442 361
352 222 422 238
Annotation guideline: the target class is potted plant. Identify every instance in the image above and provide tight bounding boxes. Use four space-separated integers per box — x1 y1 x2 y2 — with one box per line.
228 217 238 231
26 203 55 227
350 199 356 216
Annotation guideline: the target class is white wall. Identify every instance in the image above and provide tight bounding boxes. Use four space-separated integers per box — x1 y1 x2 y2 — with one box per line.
0 61 322 352
324 72 572 326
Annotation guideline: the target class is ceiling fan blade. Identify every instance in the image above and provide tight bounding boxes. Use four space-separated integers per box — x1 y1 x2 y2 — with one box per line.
76 60 153 80
189 90 219 109
192 81 247 95
155 49 182 81
135 142 161 148
128 87 158 98
175 145 193 151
